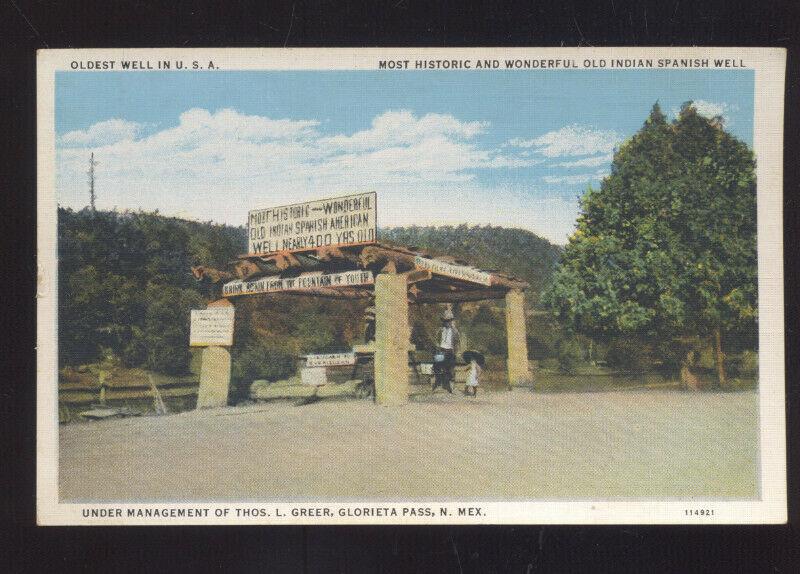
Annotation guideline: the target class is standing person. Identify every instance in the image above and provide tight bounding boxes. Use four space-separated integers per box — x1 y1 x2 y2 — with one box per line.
434 308 460 393
363 306 376 343
463 351 485 397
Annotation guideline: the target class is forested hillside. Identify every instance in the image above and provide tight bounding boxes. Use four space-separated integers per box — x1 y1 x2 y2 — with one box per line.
58 208 562 387
58 208 245 372
381 225 562 299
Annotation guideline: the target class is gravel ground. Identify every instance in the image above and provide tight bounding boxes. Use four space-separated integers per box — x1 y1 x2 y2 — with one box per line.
59 389 759 502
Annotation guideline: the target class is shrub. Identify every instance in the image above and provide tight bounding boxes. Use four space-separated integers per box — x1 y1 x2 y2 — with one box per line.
697 346 716 370
556 338 584 374
232 341 295 386
121 326 148 367
539 357 560 371
606 339 651 372
466 322 506 356
525 312 563 361
653 337 698 378
731 349 759 378
527 335 555 361
142 285 204 375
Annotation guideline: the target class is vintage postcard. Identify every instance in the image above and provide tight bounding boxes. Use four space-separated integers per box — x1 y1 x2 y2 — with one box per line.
37 47 786 525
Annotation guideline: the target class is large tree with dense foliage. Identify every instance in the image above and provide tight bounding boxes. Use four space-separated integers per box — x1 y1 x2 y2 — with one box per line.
544 102 757 386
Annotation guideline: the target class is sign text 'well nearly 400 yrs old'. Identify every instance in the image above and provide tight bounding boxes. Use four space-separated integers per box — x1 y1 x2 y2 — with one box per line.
248 192 377 255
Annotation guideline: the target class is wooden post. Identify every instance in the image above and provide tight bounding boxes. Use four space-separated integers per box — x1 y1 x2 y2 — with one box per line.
505 289 531 387
373 273 410 405
195 299 234 409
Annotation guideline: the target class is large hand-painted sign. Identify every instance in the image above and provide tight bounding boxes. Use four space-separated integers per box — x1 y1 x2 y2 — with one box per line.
248 192 377 255
222 270 374 297
189 307 235 346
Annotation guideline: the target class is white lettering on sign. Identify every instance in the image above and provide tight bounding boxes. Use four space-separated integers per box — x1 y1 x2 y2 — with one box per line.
222 270 374 297
304 352 357 367
248 192 377 255
190 307 235 346
301 367 328 387
414 256 493 286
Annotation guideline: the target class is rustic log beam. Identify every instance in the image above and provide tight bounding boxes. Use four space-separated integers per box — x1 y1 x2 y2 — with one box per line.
224 286 372 300
315 245 344 261
411 289 509 303
359 245 417 272
273 251 302 271
267 287 372 300
232 259 266 280
401 269 433 284
489 275 529 290
191 266 235 283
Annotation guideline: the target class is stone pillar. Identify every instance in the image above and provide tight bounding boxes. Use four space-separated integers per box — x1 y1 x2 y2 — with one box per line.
505 289 531 387
196 298 234 409
197 346 232 408
374 273 410 405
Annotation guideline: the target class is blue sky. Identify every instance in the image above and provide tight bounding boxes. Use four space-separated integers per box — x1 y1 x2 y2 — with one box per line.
55 69 754 244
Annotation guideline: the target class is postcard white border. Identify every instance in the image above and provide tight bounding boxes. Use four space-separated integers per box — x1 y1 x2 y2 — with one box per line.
37 47 786 525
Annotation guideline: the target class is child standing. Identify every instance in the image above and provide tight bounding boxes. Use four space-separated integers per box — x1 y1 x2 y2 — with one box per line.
463 351 484 397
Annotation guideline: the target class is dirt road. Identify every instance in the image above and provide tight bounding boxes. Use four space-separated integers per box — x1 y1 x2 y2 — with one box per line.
59 390 759 501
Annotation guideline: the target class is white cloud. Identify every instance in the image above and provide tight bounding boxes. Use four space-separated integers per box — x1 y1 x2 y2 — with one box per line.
56 108 552 236
509 125 622 157
555 153 614 169
542 169 609 185
691 100 727 118
172 108 320 142
322 109 487 152
670 100 737 121
60 119 142 147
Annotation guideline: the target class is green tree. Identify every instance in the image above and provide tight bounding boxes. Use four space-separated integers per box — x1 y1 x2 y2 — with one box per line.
544 102 757 387
141 285 204 374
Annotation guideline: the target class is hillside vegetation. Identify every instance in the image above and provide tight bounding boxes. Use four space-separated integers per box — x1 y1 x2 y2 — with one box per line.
58 208 562 396
381 225 562 299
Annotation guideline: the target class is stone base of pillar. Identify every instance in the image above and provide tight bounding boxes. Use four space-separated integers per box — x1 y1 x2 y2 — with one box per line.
374 273 410 406
196 346 232 408
506 289 532 387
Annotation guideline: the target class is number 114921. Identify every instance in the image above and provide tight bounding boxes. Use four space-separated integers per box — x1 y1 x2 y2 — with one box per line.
684 509 715 517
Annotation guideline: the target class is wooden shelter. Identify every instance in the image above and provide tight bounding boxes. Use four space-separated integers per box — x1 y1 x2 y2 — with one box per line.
192 241 532 407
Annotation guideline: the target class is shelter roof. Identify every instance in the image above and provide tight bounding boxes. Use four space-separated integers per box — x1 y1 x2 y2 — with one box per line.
219 241 528 302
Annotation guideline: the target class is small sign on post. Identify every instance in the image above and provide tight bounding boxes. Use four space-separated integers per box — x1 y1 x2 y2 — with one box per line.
304 352 357 367
190 307 235 347
247 192 377 255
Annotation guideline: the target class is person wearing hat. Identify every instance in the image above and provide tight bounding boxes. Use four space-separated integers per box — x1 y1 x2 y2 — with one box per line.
433 307 460 393
363 306 376 343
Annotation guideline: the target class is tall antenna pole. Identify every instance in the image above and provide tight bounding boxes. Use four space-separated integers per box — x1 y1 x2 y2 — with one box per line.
88 152 98 213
